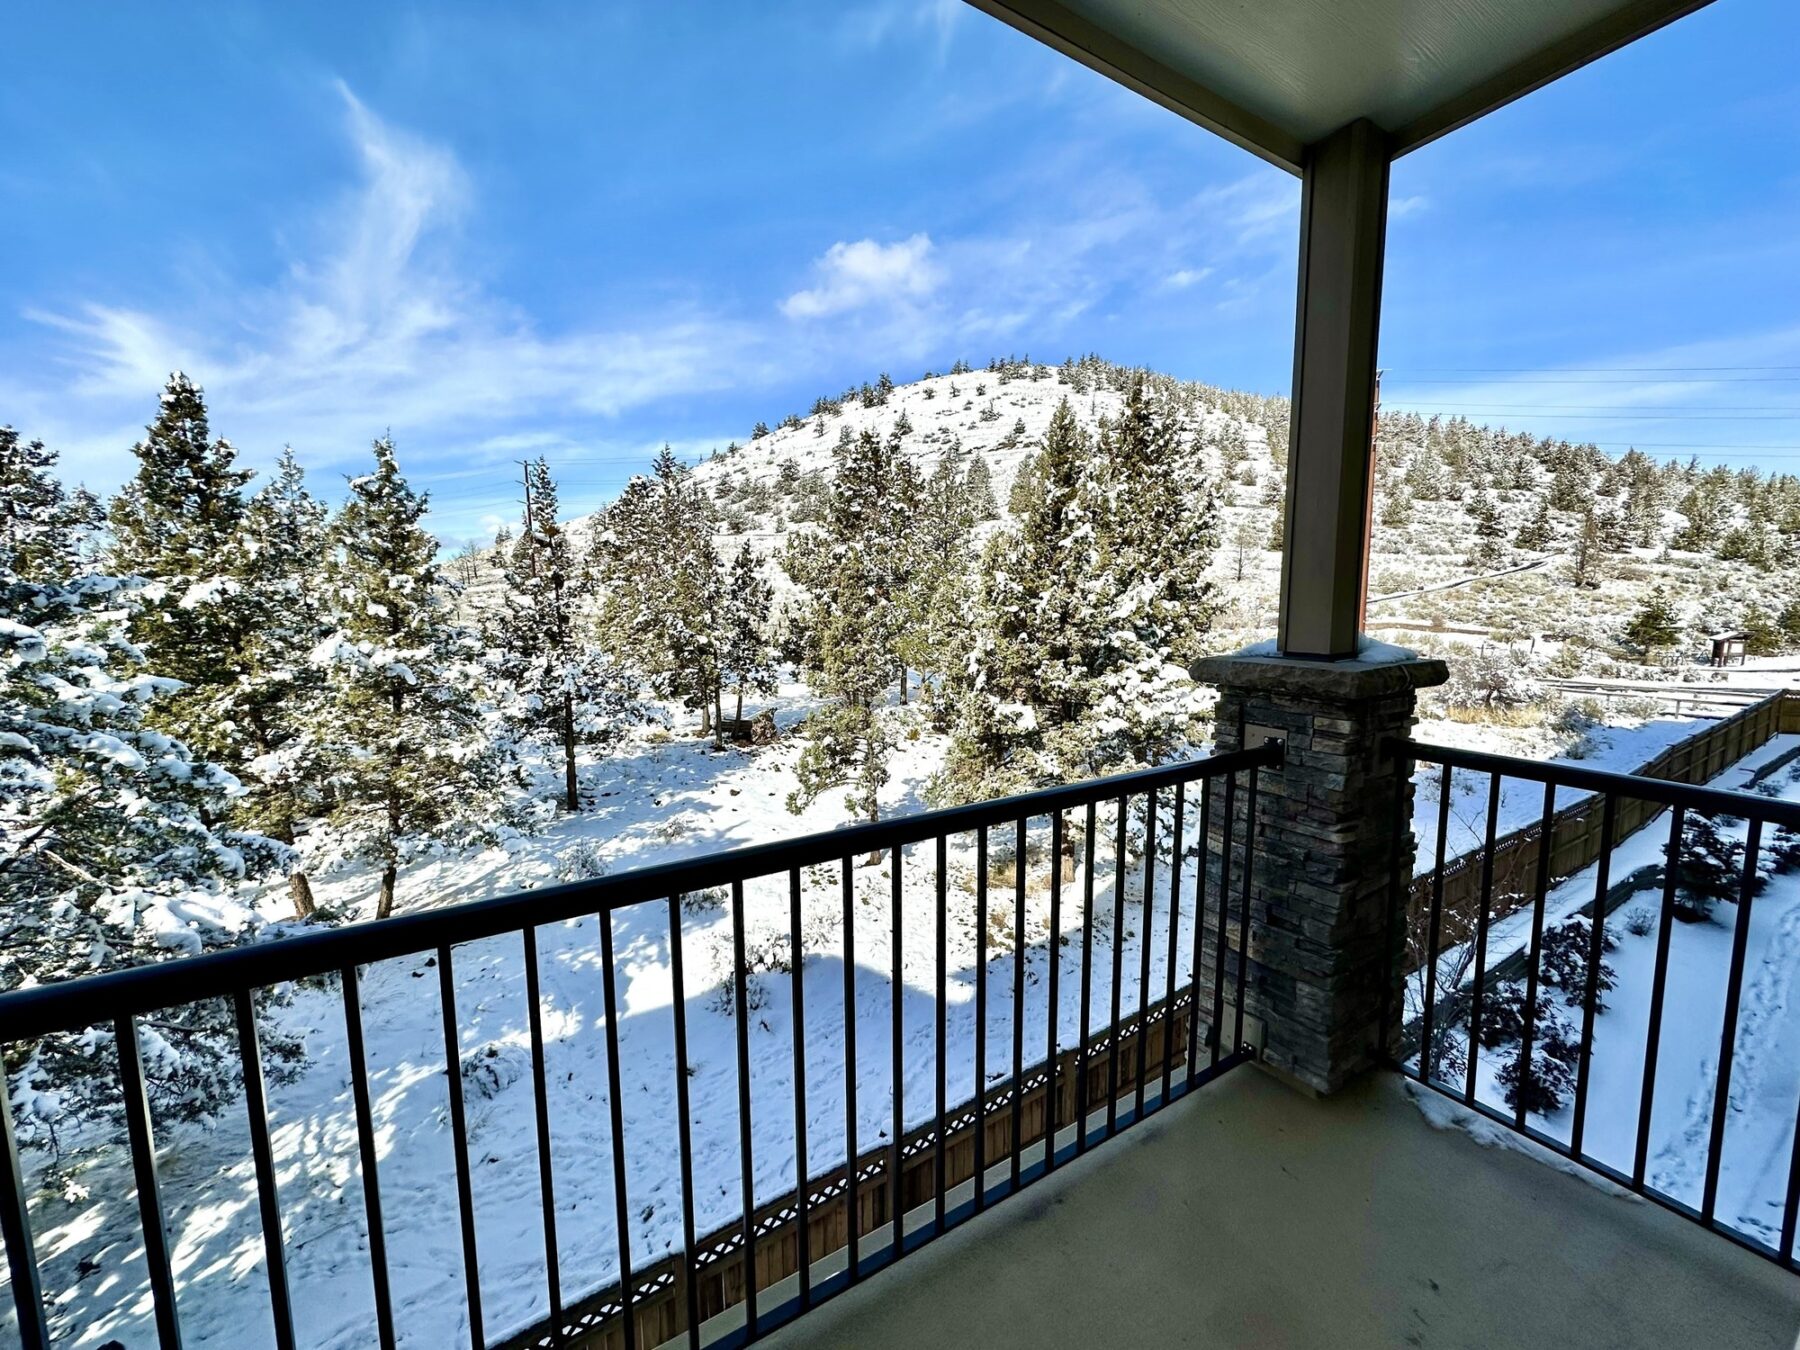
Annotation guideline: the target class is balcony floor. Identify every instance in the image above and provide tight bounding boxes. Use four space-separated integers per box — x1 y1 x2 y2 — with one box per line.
758 1067 1800 1350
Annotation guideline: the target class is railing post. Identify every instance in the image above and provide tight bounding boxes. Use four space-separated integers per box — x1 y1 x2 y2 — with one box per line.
1191 647 1446 1093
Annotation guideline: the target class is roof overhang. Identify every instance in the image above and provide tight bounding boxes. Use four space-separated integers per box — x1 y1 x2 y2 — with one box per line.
966 0 1715 173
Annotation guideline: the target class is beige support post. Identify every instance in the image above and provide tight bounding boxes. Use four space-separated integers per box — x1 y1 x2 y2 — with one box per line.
1278 118 1391 660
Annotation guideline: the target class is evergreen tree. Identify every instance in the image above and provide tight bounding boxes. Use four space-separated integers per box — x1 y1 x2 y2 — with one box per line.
1622 588 1682 658
314 438 513 918
237 447 332 916
1464 489 1508 570
720 542 779 723
2 431 296 1136
591 448 726 740
106 374 262 769
1666 814 1757 922
964 456 999 520
782 428 919 819
899 455 979 717
490 459 636 809
1514 496 1555 551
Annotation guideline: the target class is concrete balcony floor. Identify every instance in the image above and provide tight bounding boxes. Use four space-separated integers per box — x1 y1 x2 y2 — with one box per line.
758 1068 1800 1350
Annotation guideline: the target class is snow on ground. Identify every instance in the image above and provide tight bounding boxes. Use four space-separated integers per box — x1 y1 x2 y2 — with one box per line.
11 683 1221 1350
1409 711 1721 874
1408 735 1800 1252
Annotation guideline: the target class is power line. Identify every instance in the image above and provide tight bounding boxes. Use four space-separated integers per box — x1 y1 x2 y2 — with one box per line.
1383 365 1800 373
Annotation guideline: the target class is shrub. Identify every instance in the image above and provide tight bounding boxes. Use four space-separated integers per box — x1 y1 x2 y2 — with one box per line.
1538 916 1616 1008
1624 906 1656 938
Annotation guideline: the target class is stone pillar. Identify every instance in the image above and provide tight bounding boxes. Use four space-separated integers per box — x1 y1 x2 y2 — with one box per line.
1191 646 1446 1095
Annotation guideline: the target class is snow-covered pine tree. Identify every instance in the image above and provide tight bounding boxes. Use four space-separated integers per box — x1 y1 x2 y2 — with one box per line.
782 427 918 820
720 542 779 725
237 447 332 916
2 431 296 1138
591 448 725 740
1622 588 1683 659
1087 372 1221 767
490 459 636 810
1464 488 1508 570
106 374 262 770
897 454 979 717
964 455 999 520
940 397 1107 800
314 438 513 919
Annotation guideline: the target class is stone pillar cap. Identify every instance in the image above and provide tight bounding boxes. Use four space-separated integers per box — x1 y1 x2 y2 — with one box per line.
1191 638 1449 699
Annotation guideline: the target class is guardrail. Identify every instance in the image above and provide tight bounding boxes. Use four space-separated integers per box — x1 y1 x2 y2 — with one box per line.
0 740 1280 1350
1390 738 1800 1273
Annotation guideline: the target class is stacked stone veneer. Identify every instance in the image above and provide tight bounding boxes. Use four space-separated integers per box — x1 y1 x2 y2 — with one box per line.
1191 649 1448 1095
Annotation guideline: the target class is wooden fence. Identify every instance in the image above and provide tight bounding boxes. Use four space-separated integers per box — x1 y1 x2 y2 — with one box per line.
497 989 1217 1350
1404 690 1800 964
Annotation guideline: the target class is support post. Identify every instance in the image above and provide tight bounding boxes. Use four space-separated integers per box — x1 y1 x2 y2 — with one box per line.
1278 118 1390 660
1192 651 1446 1094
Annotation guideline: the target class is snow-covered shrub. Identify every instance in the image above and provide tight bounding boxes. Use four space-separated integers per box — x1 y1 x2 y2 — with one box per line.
1497 1040 1578 1116
1537 916 1616 1007
555 838 609 883
1666 813 1757 921
1624 906 1657 938
459 1041 530 1101
681 886 727 917
708 930 793 1018
1474 981 1559 1050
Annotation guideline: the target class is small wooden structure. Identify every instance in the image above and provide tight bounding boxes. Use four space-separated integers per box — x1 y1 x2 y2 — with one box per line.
1709 631 1750 667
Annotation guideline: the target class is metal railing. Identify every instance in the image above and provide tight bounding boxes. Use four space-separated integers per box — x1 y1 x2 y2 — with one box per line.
1391 740 1800 1272
0 740 1278 1350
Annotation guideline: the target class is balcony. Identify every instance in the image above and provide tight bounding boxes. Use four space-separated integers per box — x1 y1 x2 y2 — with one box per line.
759 1069 1800 1350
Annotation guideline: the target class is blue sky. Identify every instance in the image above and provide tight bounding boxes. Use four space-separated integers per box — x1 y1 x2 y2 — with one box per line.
3 1 1796 545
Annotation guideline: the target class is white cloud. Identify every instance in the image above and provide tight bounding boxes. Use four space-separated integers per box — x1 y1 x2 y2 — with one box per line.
1162 266 1215 291
781 235 943 320
1389 193 1430 220
20 83 760 490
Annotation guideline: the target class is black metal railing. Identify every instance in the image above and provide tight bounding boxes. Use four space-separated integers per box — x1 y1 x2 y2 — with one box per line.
0 740 1278 1350
1391 740 1800 1272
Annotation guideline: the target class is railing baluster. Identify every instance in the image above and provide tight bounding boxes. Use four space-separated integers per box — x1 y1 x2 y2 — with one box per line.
1044 810 1064 1173
1781 1083 1800 1266
668 899 701 1349
1135 790 1157 1119
1702 819 1763 1224
1234 768 1257 1054
840 858 859 1283
436 945 485 1350
234 990 296 1350
520 927 564 1345
974 826 988 1211
0 1083 49 1350
341 966 397 1350
596 915 636 1350
1464 772 1503 1105
1419 766 1452 1085
1078 802 1096 1153
890 846 905 1260
1211 773 1236 1071
729 879 758 1334
1187 777 1212 1089
1516 782 1557 1134
1634 807 1684 1185
933 837 948 1235
1569 795 1617 1160
1010 816 1026 1189
788 870 811 1307
115 1013 181 1349
1107 796 1127 1135
1162 782 1185 1106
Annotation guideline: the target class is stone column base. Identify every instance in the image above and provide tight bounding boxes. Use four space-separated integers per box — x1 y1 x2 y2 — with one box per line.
1191 645 1448 1095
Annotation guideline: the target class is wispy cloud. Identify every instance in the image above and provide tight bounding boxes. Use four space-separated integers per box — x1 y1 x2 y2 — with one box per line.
19 82 762 491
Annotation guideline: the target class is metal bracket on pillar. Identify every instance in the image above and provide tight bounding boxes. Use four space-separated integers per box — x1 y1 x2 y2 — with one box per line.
1277 118 1392 660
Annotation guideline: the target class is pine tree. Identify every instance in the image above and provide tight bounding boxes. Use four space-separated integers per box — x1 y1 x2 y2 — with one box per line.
964 456 999 520
940 398 1108 798
1088 373 1221 767
2 431 296 1136
491 459 636 809
899 455 979 717
1464 489 1508 570
1666 814 1755 921
782 428 918 819
314 438 513 919
1514 496 1555 551
1622 588 1682 658
720 542 779 724
106 374 262 770
237 447 332 916
591 448 725 740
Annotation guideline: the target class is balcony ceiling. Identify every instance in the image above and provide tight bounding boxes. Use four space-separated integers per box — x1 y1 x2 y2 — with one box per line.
969 0 1714 171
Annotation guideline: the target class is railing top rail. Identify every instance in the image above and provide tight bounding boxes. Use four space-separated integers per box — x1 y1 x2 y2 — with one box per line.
0 740 1281 1042
1407 738 1800 830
